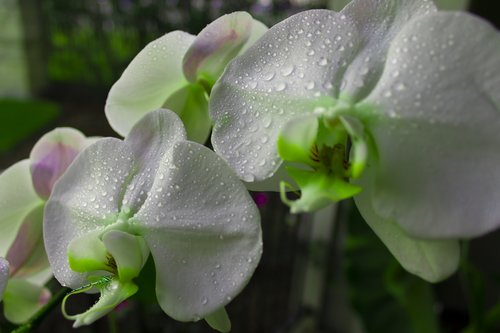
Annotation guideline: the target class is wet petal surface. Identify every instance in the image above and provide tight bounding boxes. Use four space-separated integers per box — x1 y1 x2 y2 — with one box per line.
358 12 500 238
136 141 261 321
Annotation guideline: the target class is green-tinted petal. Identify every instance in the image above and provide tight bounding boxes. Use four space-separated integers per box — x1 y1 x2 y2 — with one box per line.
29 127 87 199
359 12 500 238
354 176 459 282
6 205 49 279
102 230 149 282
339 115 367 179
205 307 231 333
67 229 111 274
277 114 319 166
105 31 195 137
210 10 355 181
281 166 361 213
327 0 351 11
434 0 470 10
183 12 263 84
163 84 211 143
63 278 138 328
3 278 51 324
339 0 436 101
0 257 8 302
44 138 137 288
135 141 262 322
0 160 43 257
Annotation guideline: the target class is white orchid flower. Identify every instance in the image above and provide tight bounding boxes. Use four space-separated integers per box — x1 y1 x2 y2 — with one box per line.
44 109 262 331
0 128 92 323
105 12 267 144
209 0 500 282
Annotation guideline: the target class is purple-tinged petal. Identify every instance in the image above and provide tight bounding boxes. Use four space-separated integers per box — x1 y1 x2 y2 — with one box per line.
183 12 266 84
0 160 43 257
30 128 87 199
6 205 49 279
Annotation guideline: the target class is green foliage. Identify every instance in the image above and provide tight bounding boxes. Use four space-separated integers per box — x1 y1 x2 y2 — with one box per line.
0 99 59 153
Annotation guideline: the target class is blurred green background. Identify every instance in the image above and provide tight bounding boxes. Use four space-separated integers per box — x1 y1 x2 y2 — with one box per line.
0 0 499 332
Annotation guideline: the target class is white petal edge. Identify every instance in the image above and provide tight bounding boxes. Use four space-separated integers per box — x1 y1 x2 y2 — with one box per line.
105 31 195 137
354 178 459 282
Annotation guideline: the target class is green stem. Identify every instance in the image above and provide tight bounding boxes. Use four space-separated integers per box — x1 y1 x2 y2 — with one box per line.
11 287 69 333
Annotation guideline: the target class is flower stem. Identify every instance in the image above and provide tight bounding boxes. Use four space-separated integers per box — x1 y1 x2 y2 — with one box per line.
11 287 69 333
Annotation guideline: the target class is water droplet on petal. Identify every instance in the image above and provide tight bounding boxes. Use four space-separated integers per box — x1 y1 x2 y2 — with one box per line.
281 64 294 77
275 82 287 91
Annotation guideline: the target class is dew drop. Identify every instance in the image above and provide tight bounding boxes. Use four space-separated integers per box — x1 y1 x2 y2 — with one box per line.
281 64 294 77
395 83 406 91
275 82 287 91
305 81 315 90
263 72 275 81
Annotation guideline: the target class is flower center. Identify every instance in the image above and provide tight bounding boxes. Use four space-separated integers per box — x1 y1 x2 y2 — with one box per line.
277 102 368 213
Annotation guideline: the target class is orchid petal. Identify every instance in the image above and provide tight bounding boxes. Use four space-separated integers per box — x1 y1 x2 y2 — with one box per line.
63 278 138 328
6 205 49 279
105 31 195 137
135 141 262 322
123 109 186 209
354 175 459 282
23 266 52 287
205 307 231 333
102 230 149 282
163 84 211 143
237 19 268 56
0 160 43 256
339 115 367 178
0 257 8 301
339 0 436 101
67 229 111 274
358 12 500 238
44 138 137 288
281 166 361 213
3 278 51 324
29 128 87 199
277 114 319 166
183 12 264 85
